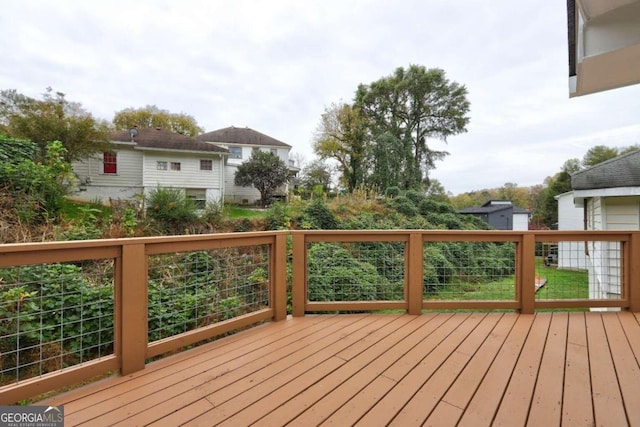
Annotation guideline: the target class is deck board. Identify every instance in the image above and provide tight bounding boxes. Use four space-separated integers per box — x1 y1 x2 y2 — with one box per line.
41 312 640 426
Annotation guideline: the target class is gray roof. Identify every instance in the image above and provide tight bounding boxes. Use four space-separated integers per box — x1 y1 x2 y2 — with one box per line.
111 128 228 154
571 150 640 190
197 126 291 148
459 200 530 215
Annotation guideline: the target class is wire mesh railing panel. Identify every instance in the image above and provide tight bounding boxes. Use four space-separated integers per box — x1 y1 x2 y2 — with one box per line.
307 241 405 302
535 240 622 301
147 245 271 342
423 241 517 301
0 260 114 387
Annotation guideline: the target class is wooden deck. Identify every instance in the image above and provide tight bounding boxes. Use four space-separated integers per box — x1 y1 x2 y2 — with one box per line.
43 312 640 426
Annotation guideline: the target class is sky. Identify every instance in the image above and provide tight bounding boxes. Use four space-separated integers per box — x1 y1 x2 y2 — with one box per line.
2 0 639 195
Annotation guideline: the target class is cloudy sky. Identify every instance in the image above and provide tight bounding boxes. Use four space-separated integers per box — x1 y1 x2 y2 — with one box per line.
2 0 639 195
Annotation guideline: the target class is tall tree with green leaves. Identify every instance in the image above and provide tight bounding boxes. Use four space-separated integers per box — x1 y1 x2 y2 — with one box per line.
0 88 111 161
355 65 470 191
235 151 290 206
113 105 203 136
313 103 368 192
300 159 333 196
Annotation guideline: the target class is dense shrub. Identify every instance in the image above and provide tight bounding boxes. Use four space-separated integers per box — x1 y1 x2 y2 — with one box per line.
385 186 400 198
146 187 199 233
387 196 419 217
307 243 382 302
265 202 291 230
404 189 426 206
302 198 340 230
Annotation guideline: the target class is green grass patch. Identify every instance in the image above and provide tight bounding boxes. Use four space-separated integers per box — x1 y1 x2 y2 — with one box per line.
227 206 268 219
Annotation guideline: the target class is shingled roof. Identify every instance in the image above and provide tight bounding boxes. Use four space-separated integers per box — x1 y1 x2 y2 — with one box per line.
111 128 228 154
459 200 530 215
572 150 640 190
197 126 291 148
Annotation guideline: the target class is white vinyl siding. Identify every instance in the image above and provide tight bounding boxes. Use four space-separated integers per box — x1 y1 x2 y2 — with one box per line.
142 152 222 189
603 196 640 230
72 147 143 187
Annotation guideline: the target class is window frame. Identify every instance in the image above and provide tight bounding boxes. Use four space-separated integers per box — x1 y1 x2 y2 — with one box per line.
228 147 242 159
200 159 213 171
157 161 168 171
170 162 181 171
103 152 117 174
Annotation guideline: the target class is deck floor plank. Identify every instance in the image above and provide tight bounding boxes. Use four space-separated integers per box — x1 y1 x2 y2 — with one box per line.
490 313 552 426
426 313 518 426
602 313 640 425
214 315 429 427
527 312 568 426
36 312 640 427
562 312 594 426
389 313 500 426
586 312 628 426
457 314 534 426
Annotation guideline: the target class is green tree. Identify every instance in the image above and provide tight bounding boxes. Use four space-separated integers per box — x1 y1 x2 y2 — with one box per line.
0 88 111 161
113 105 203 137
582 145 619 167
313 103 368 192
300 159 333 197
355 65 470 190
234 151 290 206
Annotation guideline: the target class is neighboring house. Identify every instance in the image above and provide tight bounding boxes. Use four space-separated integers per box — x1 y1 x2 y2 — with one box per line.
458 200 530 230
569 150 640 299
197 126 298 205
72 127 228 208
554 191 588 270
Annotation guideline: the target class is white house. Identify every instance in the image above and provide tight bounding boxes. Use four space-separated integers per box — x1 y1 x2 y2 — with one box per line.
72 127 228 207
554 192 588 270
197 126 297 205
569 150 640 299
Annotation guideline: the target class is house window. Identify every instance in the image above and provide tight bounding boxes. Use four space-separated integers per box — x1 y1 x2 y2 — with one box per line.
200 159 213 171
157 161 167 170
228 147 242 159
171 162 181 171
103 152 117 174
186 188 206 209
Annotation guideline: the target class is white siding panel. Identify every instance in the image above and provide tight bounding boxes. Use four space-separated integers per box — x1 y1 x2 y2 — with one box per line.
512 214 529 231
604 196 640 230
72 148 143 187
142 152 222 190
224 164 261 204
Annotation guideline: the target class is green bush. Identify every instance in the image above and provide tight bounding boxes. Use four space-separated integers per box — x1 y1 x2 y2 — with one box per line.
385 186 400 198
307 243 388 302
404 189 426 206
0 140 74 224
146 187 199 233
302 199 340 230
265 202 291 230
388 196 419 217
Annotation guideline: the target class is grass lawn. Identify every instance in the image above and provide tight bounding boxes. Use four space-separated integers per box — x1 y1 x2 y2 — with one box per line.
424 257 589 302
227 206 268 219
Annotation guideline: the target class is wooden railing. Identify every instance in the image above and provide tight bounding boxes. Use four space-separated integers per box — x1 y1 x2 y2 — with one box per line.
1 229 639 403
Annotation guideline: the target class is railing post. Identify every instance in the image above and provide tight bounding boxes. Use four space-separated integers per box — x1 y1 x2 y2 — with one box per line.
520 234 536 314
119 243 148 375
272 233 288 321
292 233 306 317
628 232 640 312
407 232 423 315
